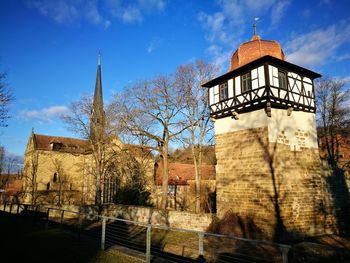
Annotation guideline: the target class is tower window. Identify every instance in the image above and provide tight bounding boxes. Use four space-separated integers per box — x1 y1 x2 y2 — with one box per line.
47 182 50 190
219 82 228 101
278 71 287 89
241 73 251 93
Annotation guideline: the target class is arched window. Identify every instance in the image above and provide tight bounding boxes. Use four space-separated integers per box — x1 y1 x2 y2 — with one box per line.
46 182 50 190
53 173 58 183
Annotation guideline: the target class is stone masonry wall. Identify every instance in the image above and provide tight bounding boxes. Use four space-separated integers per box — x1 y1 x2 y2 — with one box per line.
45 203 214 232
215 127 337 240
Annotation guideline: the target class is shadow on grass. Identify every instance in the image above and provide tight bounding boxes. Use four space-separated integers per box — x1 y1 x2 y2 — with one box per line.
80 215 200 262
0 211 142 263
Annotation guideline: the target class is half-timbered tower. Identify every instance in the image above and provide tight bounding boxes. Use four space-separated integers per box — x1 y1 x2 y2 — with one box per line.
202 31 335 240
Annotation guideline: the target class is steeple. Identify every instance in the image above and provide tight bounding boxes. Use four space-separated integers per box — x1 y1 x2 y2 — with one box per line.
90 50 105 142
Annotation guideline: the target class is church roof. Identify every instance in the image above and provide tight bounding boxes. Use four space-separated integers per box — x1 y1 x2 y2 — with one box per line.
33 133 91 154
229 34 285 71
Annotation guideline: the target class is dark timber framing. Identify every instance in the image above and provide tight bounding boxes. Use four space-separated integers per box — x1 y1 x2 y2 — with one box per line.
202 55 321 119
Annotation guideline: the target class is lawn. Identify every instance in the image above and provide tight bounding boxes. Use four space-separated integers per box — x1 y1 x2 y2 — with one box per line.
0 213 143 263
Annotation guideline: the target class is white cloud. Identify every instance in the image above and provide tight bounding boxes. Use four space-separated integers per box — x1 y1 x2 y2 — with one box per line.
285 23 350 68
21 106 69 122
121 6 143 23
270 0 290 28
29 0 167 26
29 0 79 24
28 0 109 27
197 0 289 71
335 53 350 62
104 0 166 24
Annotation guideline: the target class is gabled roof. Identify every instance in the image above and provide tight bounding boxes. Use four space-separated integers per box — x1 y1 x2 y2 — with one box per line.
33 133 91 154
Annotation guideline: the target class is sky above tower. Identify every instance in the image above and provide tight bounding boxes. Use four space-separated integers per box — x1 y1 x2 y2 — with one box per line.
1 0 350 159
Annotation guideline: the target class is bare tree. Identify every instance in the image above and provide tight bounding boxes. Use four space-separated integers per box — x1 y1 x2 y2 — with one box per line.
61 95 121 206
316 78 350 169
0 72 13 127
117 75 187 209
0 146 4 176
175 60 218 213
22 149 39 204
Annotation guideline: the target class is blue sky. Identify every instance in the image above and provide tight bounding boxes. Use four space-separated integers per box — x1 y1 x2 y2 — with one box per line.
1 0 350 159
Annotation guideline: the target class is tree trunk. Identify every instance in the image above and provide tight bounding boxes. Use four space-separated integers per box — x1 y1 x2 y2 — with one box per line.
161 137 169 210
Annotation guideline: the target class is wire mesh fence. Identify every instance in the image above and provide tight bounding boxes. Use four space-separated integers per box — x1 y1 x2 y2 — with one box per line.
0 202 291 263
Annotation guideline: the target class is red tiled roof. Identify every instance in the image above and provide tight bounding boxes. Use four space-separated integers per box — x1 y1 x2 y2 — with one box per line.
5 179 22 196
229 36 285 71
155 162 216 186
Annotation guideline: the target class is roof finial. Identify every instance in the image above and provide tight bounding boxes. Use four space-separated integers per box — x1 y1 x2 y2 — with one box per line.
253 17 259 35
98 49 101 66
31 127 34 134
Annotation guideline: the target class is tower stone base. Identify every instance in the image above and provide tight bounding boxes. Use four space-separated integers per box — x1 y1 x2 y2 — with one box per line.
215 126 337 240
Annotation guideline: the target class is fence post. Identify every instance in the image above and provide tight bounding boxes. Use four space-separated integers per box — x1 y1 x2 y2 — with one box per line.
101 217 106 251
198 232 204 259
60 210 64 224
280 246 290 263
16 204 20 214
9 203 13 214
146 225 151 263
3 201 6 212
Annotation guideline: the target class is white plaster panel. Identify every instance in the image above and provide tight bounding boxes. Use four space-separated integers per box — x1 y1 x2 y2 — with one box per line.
228 78 234 97
271 87 278 97
258 89 264 97
303 77 312 84
269 65 279 87
215 108 318 150
214 85 219 103
251 68 258 79
252 78 259 89
258 66 265 87
269 65 274 85
209 87 214 105
304 82 313 97
235 77 241 96
280 89 287 99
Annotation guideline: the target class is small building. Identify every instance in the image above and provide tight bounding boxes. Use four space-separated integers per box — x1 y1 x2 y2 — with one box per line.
154 162 216 212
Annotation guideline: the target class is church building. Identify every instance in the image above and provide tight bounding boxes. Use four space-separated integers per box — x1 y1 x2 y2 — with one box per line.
23 53 153 206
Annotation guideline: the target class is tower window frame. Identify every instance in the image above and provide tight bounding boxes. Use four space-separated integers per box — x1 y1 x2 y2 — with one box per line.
241 72 252 93
219 81 228 101
278 70 288 90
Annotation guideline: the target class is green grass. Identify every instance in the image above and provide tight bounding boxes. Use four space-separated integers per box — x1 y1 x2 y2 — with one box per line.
0 213 143 263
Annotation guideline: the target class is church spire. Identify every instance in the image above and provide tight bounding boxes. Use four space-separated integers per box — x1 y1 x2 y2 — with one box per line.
93 49 103 115
91 50 105 142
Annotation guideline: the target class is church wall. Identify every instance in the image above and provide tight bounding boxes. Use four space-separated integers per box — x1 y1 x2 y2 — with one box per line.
215 125 337 239
23 149 95 205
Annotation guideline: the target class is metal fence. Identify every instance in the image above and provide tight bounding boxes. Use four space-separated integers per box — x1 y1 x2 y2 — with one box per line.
0 202 291 263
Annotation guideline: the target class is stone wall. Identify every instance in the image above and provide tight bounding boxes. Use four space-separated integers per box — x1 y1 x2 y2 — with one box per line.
42 203 214 231
215 126 338 240
83 204 214 232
